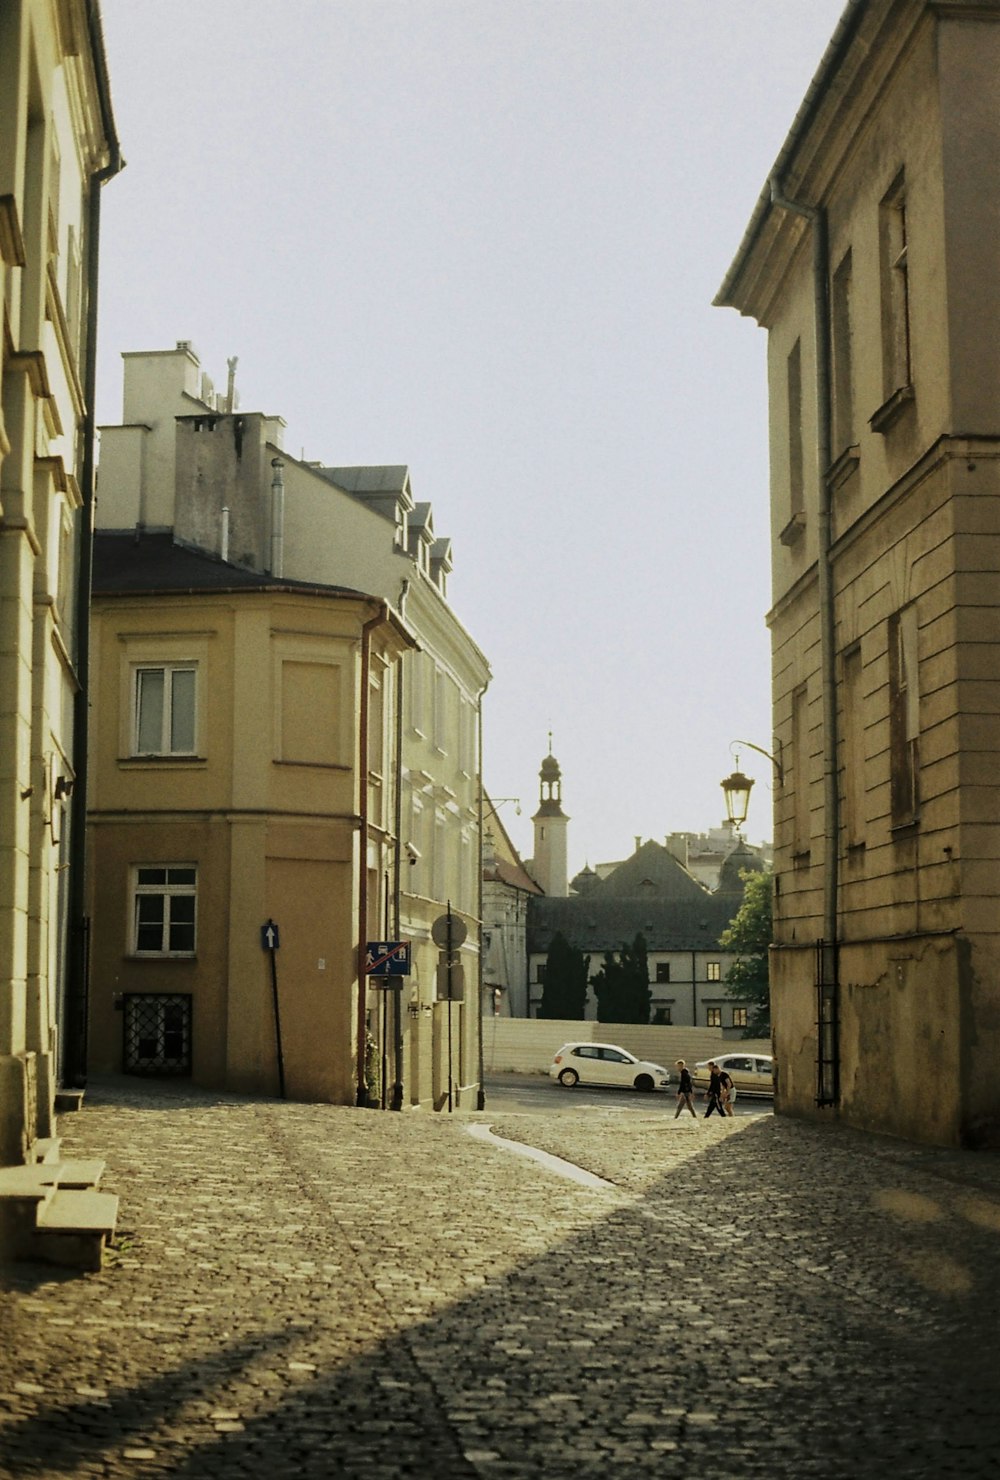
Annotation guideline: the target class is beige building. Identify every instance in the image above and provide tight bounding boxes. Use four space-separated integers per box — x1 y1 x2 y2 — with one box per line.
0 1 119 1163
92 346 490 1109
717 0 1000 1147
88 537 412 1106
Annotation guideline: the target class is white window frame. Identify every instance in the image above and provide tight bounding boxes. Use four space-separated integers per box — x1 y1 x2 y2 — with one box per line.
131 865 197 956
707 961 722 982
132 663 198 756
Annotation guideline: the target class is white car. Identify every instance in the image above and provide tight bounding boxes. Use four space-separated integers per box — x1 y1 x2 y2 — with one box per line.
549 1041 672 1093
692 1052 774 1097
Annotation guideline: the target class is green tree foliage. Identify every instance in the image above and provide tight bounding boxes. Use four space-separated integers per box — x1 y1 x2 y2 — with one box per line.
590 933 652 1024
538 932 589 1019
720 868 773 1037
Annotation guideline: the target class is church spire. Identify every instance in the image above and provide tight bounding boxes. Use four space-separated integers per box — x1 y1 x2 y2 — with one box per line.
531 738 569 896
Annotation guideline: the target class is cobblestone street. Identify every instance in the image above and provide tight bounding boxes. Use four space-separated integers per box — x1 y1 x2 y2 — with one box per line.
3 1079 1000 1478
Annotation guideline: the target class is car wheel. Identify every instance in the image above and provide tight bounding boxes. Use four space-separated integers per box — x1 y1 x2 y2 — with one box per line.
634 1073 654 1092
558 1068 579 1087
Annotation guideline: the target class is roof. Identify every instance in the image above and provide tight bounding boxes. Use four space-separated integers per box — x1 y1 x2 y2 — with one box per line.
92 531 369 600
714 0 867 309
526 840 746 955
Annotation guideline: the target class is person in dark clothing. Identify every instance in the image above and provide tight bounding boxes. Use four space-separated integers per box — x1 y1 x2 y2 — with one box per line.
674 1060 696 1119
719 1067 736 1117
704 1061 727 1118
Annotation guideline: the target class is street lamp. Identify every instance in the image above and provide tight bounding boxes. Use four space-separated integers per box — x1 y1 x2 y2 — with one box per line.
720 739 784 832
721 761 755 831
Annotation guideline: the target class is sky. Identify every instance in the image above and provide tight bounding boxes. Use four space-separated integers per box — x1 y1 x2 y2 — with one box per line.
95 0 848 879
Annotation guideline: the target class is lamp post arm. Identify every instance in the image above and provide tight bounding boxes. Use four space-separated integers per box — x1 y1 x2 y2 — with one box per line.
731 739 784 786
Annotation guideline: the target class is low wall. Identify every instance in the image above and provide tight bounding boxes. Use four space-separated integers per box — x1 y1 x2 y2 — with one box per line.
481 1018 771 1076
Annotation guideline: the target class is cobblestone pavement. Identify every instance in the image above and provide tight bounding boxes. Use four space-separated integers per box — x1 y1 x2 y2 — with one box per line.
2 1079 1000 1479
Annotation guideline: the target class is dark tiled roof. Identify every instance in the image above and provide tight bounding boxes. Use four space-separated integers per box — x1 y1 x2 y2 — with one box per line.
92 532 367 599
527 839 748 954
527 894 738 955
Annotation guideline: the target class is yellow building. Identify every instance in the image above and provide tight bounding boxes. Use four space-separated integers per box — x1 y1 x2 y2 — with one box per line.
717 0 1000 1146
0 1 119 1163
92 346 491 1109
88 534 413 1104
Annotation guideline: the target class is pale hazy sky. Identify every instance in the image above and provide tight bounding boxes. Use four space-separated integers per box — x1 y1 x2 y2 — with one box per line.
96 0 847 878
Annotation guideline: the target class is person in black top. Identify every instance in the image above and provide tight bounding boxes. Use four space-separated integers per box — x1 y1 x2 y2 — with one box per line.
674 1060 696 1119
704 1061 727 1118
719 1067 736 1117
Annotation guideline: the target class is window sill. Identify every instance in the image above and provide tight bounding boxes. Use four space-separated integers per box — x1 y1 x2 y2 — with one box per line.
890 817 920 838
827 445 860 493
869 384 914 435
121 754 206 767
779 511 806 547
127 954 197 962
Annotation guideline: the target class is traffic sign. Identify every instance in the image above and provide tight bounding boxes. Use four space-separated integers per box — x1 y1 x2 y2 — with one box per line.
365 940 411 976
431 912 467 950
260 920 281 951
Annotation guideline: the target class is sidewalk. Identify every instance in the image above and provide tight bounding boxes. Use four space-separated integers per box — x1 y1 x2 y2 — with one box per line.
2 1077 999 1478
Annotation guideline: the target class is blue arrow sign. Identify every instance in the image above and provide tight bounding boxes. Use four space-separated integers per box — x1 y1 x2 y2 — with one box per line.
365 940 411 976
261 921 281 951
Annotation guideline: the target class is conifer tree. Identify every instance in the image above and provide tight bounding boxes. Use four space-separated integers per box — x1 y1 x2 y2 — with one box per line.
538 931 589 1019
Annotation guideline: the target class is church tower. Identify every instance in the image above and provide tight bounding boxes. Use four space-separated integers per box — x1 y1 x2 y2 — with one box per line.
531 739 569 897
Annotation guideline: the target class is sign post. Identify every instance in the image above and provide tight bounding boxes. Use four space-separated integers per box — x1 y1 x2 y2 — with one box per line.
431 908 467 1112
260 919 285 1099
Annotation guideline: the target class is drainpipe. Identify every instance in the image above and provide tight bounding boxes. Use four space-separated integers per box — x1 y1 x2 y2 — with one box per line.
356 602 387 1106
269 458 285 577
769 179 839 967
390 634 405 1111
220 505 230 563
63 9 124 1088
475 679 490 1110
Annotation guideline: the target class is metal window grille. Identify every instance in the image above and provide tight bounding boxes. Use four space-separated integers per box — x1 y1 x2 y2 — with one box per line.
815 940 840 1106
123 993 192 1076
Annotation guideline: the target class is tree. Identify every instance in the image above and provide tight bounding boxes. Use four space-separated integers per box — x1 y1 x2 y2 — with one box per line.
720 868 773 1037
538 932 589 1019
590 933 652 1024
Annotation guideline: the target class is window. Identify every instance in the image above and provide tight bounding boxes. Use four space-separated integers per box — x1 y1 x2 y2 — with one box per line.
655 962 671 984
706 961 721 982
535 963 547 984
707 1007 722 1028
123 993 192 1075
732 1007 748 1029
653 1006 673 1025
842 643 866 846
787 338 804 517
132 866 196 955
889 606 920 825
879 172 912 401
133 665 196 755
831 250 854 455
792 683 811 856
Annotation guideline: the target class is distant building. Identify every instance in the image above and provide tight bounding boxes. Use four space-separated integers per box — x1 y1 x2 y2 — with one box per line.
0 1 120 1164
521 751 765 1026
526 744 568 898
481 799 542 1019
91 345 490 1109
716 0 1000 1146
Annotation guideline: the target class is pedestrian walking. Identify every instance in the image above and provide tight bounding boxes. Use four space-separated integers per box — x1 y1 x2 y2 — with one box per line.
719 1066 736 1117
704 1061 727 1118
674 1060 696 1118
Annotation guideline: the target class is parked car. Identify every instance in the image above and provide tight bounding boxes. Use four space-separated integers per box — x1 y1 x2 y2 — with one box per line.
692 1052 774 1097
549 1042 672 1093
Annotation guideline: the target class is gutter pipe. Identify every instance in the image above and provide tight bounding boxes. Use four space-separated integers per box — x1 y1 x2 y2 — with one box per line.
64 2 124 1087
768 179 838 958
355 602 387 1106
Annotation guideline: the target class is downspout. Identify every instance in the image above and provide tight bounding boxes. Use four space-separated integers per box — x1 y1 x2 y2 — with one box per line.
356 603 386 1105
475 679 490 1110
390 631 405 1111
64 7 124 1087
769 179 839 965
